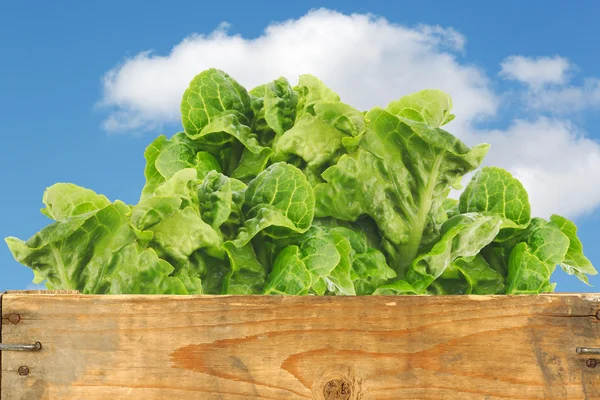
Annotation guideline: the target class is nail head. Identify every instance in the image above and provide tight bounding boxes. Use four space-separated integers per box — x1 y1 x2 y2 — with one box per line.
8 313 21 324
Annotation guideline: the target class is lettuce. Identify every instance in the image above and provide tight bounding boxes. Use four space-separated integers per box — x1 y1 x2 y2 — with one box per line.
5 68 596 295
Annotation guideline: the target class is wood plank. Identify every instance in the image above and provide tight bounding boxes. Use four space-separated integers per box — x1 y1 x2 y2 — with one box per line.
2 293 600 399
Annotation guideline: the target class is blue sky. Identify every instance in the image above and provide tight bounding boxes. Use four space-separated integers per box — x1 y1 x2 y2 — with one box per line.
1 0 599 292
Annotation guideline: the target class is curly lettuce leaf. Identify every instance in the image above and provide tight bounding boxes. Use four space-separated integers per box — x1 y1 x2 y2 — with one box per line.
181 68 251 136
141 135 169 198
104 243 188 294
141 133 221 199
6 198 187 294
507 242 557 294
294 74 341 121
503 218 570 294
7 68 596 296
222 242 266 294
231 147 273 183
460 167 531 228
40 183 111 222
232 162 315 247
132 169 222 268
373 280 420 295
550 214 598 285
263 245 312 295
351 250 397 295
274 113 349 169
438 254 506 295
323 229 356 295
406 213 503 292
264 77 298 137
315 107 488 275
197 170 246 233
385 89 455 128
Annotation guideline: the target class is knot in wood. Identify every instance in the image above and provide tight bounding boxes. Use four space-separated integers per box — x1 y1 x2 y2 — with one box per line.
323 378 352 400
313 365 360 400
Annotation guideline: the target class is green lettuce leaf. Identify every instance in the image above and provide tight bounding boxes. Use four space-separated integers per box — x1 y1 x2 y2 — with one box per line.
232 162 315 246
274 113 349 169
231 147 273 183
263 245 312 295
294 74 341 121
181 68 251 136
459 167 531 228
104 243 188 294
40 183 111 222
351 250 397 295
503 218 570 294
507 242 557 294
386 89 455 128
6 198 186 294
373 280 420 295
140 133 221 199
550 214 598 285
132 169 223 269
440 254 506 295
197 170 247 233
315 106 488 276
7 68 596 296
406 213 503 292
264 77 298 136
324 229 356 295
222 242 266 294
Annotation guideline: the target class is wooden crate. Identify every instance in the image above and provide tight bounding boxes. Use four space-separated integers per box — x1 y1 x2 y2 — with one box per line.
1 291 600 399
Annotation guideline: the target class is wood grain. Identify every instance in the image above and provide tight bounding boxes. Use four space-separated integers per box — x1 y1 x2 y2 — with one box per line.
2 293 600 399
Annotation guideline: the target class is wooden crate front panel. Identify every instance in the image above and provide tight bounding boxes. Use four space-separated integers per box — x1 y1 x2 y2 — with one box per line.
2 293 600 399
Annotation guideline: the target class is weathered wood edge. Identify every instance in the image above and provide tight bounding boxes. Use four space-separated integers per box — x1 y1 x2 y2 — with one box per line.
0 291 77 399
2 291 599 302
0 289 596 296
3 290 598 295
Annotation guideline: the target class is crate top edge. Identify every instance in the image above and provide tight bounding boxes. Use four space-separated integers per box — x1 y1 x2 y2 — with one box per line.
1 290 598 300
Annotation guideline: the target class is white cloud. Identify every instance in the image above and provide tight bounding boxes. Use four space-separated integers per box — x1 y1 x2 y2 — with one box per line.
99 8 496 133
525 78 600 113
500 55 572 88
499 55 600 114
98 8 600 219
462 118 600 219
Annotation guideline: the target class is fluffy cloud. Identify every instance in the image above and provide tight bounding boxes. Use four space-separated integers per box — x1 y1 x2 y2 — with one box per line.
99 9 496 133
499 55 600 114
462 118 600 219
500 55 572 88
98 8 600 219
524 78 600 114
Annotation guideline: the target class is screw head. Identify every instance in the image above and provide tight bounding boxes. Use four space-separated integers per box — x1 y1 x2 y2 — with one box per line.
18 366 29 376
8 313 20 324
587 359 597 368
596 310 600 320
